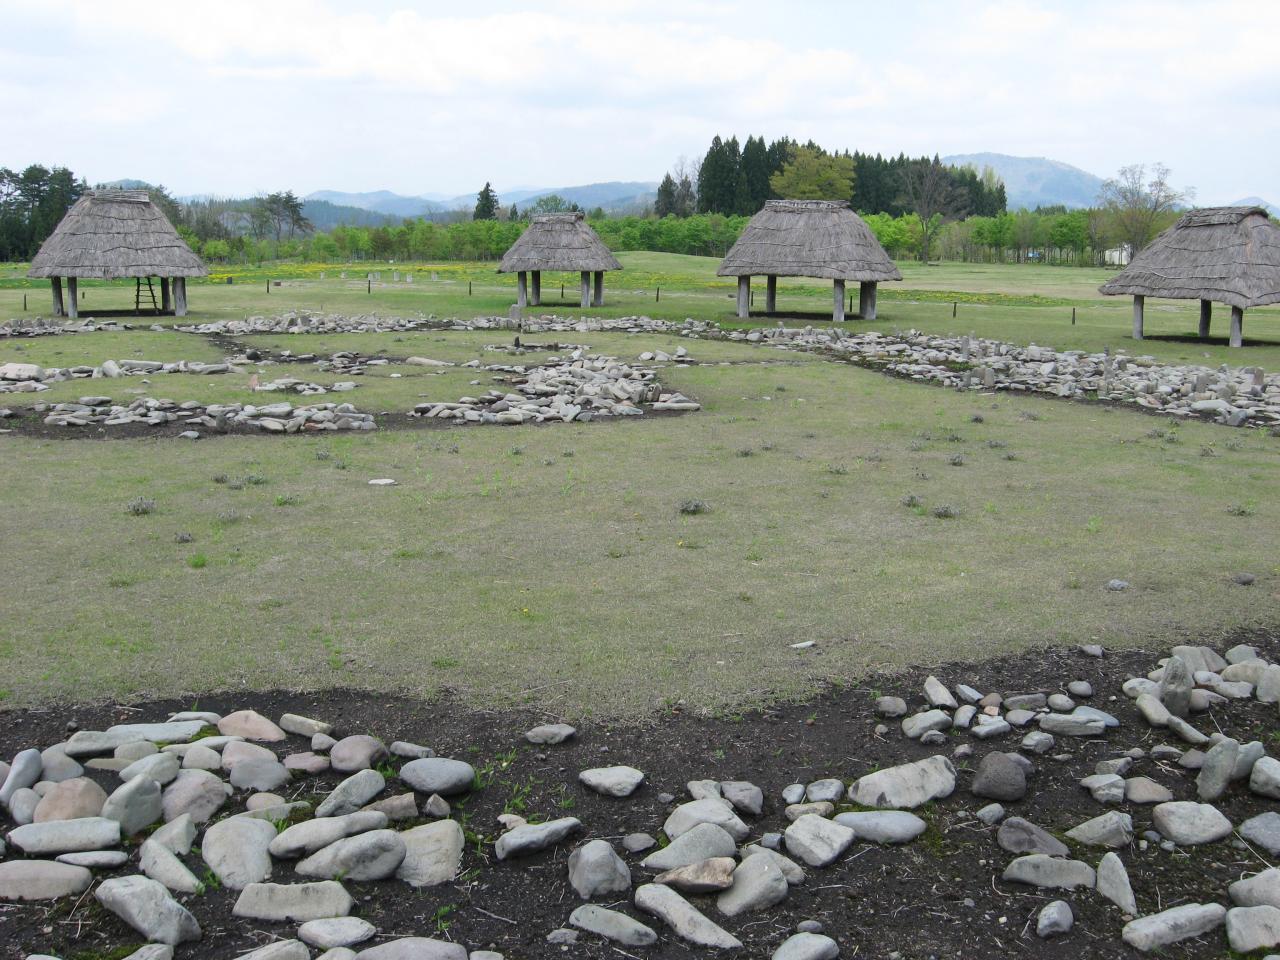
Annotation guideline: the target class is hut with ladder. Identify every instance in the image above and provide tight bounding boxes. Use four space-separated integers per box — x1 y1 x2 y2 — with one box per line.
498 212 621 309
717 199 902 322
1100 206 1280 348
27 189 208 318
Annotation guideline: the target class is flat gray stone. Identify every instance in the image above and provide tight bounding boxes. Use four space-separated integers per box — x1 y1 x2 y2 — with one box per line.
568 838 631 898
1153 801 1232 845
495 817 580 860
1122 902 1225 952
397 820 464 887
1240 813 1280 856
279 713 333 737
96 875 201 945
902 709 951 739
300 917 377 949
355 938 467 960
271 811 389 859
161 770 230 823
400 758 475 796
569 904 657 946
119 752 180 787
1227 904 1280 953
634 882 742 949
996 818 1068 857
525 723 576 745
1037 900 1073 938
851 756 956 809
772 932 839 960
8 816 120 854
56 849 130 868
720 780 763 816
0 859 92 900
578 766 644 798
233 880 354 921
1065 811 1133 849
1097 851 1138 914
641 822 737 871
296 829 406 881
664 798 749 842
833 810 926 844
317 770 387 818
1252 756 1280 799
1002 855 1096 890
202 816 276 889
234 942 312 960
0 748 42 807
804 778 845 803
140 838 202 893
716 854 788 916
784 814 855 867
1230 867 1280 908
1197 737 1239 801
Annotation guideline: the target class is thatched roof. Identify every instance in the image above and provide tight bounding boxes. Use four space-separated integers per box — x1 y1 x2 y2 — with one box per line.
717 199 902 282
1099 206 1280 309
497 213 621 274
28 190 207 279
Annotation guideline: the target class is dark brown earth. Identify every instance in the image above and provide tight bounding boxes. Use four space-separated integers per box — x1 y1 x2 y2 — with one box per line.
2 632 1277 960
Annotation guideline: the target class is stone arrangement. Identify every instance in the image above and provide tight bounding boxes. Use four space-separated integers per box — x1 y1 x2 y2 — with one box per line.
734 326 1280 429
0 359 234 394
3 639 1280 958
33 398 376 432
411 351 699 424
175 311 717 338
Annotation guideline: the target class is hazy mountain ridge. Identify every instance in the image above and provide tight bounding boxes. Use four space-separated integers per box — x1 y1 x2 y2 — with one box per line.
942 153 1106 210
306 181 659 217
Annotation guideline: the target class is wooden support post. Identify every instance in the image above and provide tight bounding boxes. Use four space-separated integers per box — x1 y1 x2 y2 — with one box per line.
1132 295 1144 340
531 270 541 306
579 271 590 308
516 271 528 308
736 275 750 319
161 277 172 313
766 274 777 313
174 277 188 317
863 281 878 321
51 277 64 317
1230 306 1244 348
593 270 604 307
833 279 846 323
1199 299 1212 339
66 277 79 319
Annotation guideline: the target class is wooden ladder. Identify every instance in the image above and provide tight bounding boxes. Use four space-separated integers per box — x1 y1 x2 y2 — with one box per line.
134 277 159 314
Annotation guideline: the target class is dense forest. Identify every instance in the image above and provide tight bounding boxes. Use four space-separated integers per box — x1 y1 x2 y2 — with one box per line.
683 134 1007 221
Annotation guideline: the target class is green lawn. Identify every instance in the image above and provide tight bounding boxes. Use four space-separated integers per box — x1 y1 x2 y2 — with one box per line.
1 256 1278 718
4 253 1279 368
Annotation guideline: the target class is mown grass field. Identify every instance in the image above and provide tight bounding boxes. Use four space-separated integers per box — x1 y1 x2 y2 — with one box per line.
1 255 1278 718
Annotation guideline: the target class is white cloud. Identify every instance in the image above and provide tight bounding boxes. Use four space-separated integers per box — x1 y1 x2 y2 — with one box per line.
0 0 1276 203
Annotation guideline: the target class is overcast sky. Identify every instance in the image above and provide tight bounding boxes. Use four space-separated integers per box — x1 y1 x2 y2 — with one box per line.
2 0 1276 204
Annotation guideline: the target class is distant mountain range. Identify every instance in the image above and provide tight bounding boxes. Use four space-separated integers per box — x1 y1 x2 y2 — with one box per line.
942 153 1106 210
306 181 659 219
1232 196 1280 216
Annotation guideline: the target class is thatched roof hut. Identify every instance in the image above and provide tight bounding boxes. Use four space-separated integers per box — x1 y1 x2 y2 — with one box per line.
1099 205 1280 347
717 199 902 321
28 189 207 319
498 213 621 309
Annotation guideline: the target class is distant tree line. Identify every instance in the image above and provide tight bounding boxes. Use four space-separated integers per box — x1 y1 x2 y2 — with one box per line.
0 165 87 260
0 158 1197 269
683 135 1008 224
